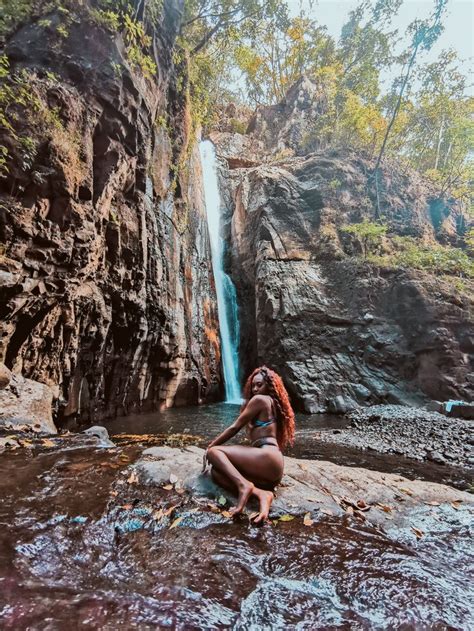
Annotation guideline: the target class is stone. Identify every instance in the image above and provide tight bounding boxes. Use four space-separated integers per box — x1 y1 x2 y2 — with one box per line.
0 363 12 390
0 373 57 434
132 445 474 527
426 451 446 465
446 403 474 420
426 401 443 413
327 395 358 414
83 425 115 448
318 404 471 468
213 78 473 414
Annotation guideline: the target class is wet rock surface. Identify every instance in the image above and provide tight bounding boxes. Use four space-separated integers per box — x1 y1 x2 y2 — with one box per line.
316 404 473 467
133 445 473 526
0 436 473 629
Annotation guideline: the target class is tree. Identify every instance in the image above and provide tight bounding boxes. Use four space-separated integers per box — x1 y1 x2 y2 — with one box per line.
233 15 335 105
374 0 448 174
181 0 289 56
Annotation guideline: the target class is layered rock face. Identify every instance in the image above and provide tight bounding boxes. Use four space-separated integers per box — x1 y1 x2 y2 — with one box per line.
0 0 222 425
213 79 474 413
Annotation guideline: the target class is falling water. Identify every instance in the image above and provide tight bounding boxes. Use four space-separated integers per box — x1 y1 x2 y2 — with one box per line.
199 140 241 403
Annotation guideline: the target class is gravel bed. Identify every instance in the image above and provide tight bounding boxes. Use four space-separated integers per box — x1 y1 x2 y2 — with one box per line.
317 405 473 468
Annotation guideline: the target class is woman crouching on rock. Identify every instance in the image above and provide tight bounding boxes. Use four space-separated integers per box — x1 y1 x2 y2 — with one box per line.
204 366 295 523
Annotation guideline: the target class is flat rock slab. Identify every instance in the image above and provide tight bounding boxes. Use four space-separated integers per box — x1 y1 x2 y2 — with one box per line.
134 446 473 528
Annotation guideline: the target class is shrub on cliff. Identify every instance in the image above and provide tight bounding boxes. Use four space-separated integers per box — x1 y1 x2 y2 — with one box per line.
341 220 387 259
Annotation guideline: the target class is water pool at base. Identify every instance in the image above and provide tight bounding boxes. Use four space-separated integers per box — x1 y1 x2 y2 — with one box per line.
1 404 472 629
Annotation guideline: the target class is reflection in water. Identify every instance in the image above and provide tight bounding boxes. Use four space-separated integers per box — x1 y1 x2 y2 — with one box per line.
0 443 472 629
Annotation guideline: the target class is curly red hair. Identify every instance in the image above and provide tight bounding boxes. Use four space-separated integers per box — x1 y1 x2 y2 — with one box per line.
243 366 295 450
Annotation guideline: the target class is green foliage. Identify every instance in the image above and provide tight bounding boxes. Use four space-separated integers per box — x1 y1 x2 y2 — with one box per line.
90 3 157 79
89 9 120 32
0 145 8 176
465 228 474 255
234 16 335 105
341 220 387 258
389 236 474 278
229 118 247 134
56 23 69 38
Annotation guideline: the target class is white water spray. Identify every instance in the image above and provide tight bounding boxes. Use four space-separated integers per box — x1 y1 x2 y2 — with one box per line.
199 140 241 403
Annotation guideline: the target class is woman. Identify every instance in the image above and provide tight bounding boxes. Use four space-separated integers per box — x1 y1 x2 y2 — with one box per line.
204 366 295 523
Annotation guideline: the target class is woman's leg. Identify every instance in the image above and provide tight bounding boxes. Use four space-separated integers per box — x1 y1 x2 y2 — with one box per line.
207 447 254 515
211 466 274 523
207 445 283 516
208 445 283 486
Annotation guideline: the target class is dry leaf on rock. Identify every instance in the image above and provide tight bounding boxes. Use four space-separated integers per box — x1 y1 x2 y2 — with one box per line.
411 527 424 539
377 504 393 513
164 504 178 517
169 516 183 530
399 488 413 496
221 511 233 519
162 484 173 490
424 501 441 506
279 514 295 522
127 471 138 484
303 513 313 526
42 439 55 448
298 463 308 471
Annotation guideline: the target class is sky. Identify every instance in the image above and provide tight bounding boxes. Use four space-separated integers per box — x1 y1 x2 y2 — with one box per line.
288 0 473 94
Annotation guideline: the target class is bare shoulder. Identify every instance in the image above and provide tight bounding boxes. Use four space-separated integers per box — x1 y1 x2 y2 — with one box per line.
250 394 272 408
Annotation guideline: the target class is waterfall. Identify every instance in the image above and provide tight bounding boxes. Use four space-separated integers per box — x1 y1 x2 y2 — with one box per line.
199 140 242 403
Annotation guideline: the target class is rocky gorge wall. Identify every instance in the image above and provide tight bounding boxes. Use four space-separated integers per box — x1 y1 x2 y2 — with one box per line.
213 77 474 413
0 0 222 427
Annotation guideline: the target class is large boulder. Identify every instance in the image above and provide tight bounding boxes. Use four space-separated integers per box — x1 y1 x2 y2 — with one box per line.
0 373 57 433
132 445 473 527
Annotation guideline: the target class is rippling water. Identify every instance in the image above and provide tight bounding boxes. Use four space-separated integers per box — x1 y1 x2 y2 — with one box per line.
1 405 473 629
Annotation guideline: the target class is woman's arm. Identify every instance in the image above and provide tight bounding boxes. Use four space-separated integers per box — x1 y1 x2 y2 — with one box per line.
207 396 262 448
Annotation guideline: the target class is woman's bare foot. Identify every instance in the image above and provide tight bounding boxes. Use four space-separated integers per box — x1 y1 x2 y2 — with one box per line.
229 481 254 516
252 488 274 524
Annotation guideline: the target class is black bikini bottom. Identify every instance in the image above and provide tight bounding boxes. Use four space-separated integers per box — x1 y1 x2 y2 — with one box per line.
252 438 279 449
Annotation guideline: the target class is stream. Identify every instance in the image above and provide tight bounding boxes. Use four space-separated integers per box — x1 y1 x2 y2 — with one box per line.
1 404 473 629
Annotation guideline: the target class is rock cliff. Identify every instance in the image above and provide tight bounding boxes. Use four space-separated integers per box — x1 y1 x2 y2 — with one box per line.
213 77 474 413
0 0 222 426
